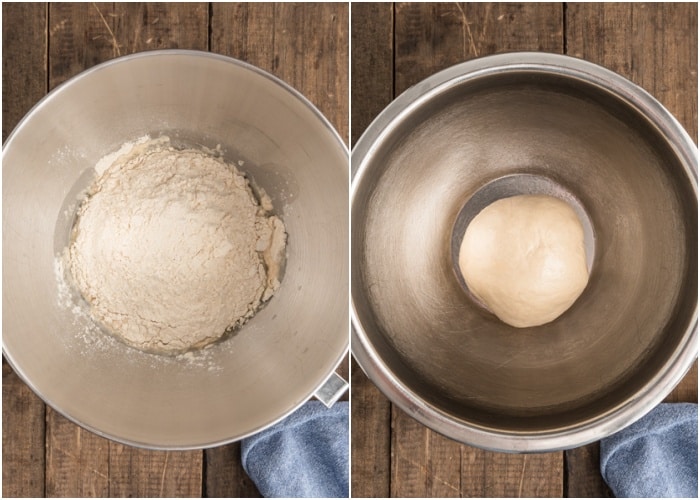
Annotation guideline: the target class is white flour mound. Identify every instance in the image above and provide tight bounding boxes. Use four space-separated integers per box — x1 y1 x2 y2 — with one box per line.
68 139 286 354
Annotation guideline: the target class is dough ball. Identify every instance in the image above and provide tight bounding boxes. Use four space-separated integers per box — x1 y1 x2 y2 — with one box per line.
458 194 589 328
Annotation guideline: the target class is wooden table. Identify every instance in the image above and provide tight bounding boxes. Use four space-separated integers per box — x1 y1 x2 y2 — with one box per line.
2 3 347 497
3 2 698 498
351 2 697 498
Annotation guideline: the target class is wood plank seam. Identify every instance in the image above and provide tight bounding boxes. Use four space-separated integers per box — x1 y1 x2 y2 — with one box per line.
44 4 51 498
391 2 396 100
562 449 569 498
207 2 212 52
562 4 568 496
45 1 50 102
562 2 568 54
202 9 212 497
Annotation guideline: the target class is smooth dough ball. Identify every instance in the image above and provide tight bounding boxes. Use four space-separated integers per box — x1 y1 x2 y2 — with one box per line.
458 194 589 328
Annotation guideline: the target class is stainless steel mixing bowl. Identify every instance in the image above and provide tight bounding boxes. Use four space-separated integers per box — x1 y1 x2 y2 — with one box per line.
351 52 697 452
3 50 348 449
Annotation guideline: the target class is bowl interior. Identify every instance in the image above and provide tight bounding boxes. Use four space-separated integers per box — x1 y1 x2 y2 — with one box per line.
352 69 697 434
3 52 348 448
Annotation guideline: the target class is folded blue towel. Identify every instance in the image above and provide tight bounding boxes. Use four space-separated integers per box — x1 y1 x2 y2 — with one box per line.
600 402 698 498
241 401 349 498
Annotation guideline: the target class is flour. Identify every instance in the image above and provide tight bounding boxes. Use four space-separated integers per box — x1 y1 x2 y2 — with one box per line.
67 138 286 354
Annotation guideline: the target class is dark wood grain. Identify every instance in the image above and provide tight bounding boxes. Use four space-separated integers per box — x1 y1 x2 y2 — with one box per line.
275 2 349 144
2 2 47 142
2 4 48 498
2 359 46 498
393 2 466 95
391 408 462 497
210 2 274 71
211 2 348 145
565 443 612 498
109 445 202 497
566 2 697 141
459 446 487 497
394 2 563 95
390 405 564 498
48 2 116 90
349 3 393 496
350 1 393 147
274 2 348 146
461 448 566 498
113 2 209 53
204 443 261 498
351 359 391 497
389 411 564 498
45 408 110 497
465 2 564 56
109 441 203 498
486 453 563 497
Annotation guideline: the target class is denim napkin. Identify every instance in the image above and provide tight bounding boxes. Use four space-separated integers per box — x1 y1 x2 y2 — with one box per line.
600 402 698 498
241 400 349 498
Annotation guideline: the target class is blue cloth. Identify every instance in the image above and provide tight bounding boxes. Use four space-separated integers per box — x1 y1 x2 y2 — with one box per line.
241 401 349 498
600 402 698 498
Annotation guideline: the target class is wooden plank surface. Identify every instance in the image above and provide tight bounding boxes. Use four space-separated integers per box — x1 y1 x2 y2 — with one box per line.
351 359 392 497
211 2 348 143
566 2 698 140
204 443 261 498
2 3 48 498
393 2 564 94
48 2 116 90
276 2 349 144
349 3 393 497
391 408 462 497
45 408 110 497
113 2 209 53
2 2 47 142
2 359 46 498
3 2 348 498
350 2 697 498
350 1 393 148
108 444 202 498
564 443 612 498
